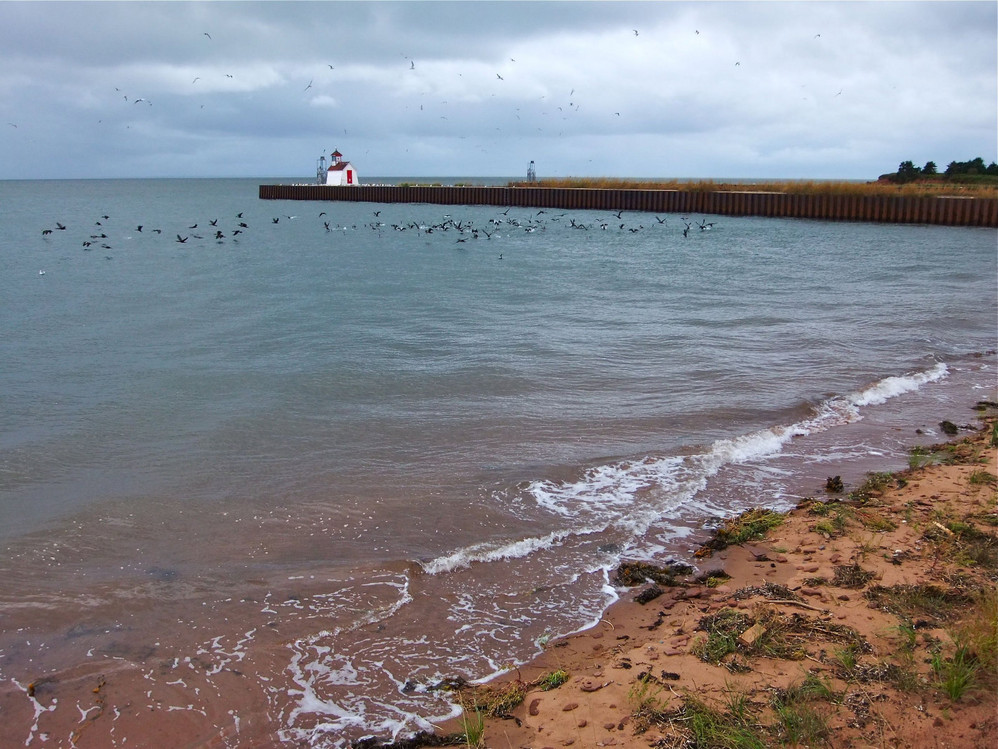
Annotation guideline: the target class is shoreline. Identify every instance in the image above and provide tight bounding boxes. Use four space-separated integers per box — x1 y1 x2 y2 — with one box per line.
399 406 997 749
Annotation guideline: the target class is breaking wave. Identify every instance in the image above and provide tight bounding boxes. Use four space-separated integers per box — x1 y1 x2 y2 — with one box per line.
419 363 949 574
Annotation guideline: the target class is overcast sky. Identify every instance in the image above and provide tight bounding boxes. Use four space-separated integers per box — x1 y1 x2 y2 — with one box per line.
1 1 995 180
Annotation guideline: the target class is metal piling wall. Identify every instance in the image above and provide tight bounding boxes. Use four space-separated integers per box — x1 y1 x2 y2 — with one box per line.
258 185 998 227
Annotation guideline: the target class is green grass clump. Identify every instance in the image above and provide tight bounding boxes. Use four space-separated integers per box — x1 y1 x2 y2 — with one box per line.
458 702 486 748
676 695 767 749
850 472 898 501
855 509 898 532
693 609 752 663
770 674 834 746
909 446 937 469
748 614 806 661
778 673 835 704
697 508 785 556
968 469 998 486
895 621 918 651
933 522 998 571
535 669 569 691
472 680 527 718
832 643 861 674
695 570 733 588
932 644 979 701
948 588 998 691
812 518 842 538
628 673 668 729
864 584 972 624
720 508 785 544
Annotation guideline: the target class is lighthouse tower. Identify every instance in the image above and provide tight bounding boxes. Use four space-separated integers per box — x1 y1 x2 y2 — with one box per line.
325 149 359 186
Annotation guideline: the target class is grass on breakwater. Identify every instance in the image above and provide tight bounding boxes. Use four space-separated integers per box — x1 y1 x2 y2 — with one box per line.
509 177 998 198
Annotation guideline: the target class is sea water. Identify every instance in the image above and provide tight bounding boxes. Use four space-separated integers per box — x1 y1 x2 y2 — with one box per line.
0 178 995 746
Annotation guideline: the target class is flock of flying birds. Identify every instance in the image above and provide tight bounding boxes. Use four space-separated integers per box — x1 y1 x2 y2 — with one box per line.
38 209 264 260
38 204 716 271
47 23 834 137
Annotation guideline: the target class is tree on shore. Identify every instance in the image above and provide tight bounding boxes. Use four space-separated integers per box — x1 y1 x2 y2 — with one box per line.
895 160 922 183
945 157 998 176
885 157 998 183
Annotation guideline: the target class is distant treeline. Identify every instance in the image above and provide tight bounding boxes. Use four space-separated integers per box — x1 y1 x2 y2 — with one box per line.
884 157 998 184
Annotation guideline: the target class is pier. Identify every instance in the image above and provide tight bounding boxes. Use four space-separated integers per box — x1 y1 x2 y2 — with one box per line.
259 184 998 227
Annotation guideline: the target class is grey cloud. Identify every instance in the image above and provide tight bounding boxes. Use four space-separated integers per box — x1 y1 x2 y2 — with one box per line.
0 1 994 180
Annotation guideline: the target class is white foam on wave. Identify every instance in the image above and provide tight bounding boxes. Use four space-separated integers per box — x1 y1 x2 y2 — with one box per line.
531 455 687 517
281 627 467 747
849 361 948 407
705 362 949 472
278 573 422 746
419 525 602 575
424 363 951 578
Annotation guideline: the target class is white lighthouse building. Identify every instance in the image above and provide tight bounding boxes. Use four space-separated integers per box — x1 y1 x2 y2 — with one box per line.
325 150 359 186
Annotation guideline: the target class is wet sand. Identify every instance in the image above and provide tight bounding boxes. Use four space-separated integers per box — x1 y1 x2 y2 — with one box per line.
434 409 998 749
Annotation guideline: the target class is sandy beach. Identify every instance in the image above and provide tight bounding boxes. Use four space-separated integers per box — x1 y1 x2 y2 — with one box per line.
422 408 998 749
4 406 994 749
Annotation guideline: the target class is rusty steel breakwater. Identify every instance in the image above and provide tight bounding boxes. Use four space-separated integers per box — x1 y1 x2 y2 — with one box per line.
259 184 998 227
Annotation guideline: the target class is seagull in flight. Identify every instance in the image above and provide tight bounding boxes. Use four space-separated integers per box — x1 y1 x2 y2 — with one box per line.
304 80 313 91
203 32 211 40
496 73 503 80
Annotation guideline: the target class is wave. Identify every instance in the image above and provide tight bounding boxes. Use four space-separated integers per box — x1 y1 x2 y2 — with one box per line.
848 361 948 407
418 363 950 574
419 527 600 574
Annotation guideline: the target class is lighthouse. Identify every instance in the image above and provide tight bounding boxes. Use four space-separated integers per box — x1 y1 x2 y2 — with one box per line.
325 149 359 186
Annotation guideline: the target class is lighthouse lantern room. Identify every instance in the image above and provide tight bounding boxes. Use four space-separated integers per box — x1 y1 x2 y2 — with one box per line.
324 149 359 186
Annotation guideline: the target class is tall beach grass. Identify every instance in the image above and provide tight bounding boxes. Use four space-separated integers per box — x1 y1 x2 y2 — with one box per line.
508 176 998 198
